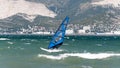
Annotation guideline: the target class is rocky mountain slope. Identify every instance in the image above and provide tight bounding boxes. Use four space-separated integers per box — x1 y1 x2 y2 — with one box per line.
0 0 120 32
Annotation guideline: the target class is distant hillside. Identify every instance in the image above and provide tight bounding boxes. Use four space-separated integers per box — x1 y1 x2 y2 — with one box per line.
0 0 120 32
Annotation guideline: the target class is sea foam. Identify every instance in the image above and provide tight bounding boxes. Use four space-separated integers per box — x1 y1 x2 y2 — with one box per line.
38 53 120 60
40 47 64 53
7 42 13 44
0 38 10 40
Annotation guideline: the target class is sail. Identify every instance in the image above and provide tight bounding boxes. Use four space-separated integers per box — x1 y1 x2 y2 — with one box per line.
48 16 69 49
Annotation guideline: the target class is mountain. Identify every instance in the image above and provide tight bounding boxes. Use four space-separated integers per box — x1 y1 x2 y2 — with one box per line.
92 0 120 7
0 0 56 19
0 0 120 33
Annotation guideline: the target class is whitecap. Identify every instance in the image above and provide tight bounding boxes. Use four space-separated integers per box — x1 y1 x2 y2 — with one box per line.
0 38 10 40
96 44 103 46
63 43 69 45
21 39 26 41
24 43 31 45
7 46 10 49
20 47 24 50
31 39 37 42
40 47 64 53
81 65 93 68
7 42 13 44
38 53 120 60
72 39 75 41
65 37 70 39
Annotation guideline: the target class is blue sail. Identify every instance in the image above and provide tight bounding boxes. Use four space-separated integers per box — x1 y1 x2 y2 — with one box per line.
48 16 69 49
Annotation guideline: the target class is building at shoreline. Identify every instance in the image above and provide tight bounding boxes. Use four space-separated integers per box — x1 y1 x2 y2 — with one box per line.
1 24 120 35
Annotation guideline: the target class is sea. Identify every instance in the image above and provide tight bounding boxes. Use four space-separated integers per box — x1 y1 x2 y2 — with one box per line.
0 34 120 68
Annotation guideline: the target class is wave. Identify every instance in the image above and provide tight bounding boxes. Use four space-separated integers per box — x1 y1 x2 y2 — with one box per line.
96 44 103 46
0 38 10 40
63 43 69 45
40 47 64 53
24 43 31 45
38 53 120 60
7 42 13 44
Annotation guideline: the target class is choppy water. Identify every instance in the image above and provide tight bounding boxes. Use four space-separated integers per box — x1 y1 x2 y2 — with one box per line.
0 35 120 68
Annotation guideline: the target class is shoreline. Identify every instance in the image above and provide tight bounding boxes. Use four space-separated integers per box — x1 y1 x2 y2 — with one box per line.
0 33 120 36
0 34 120 39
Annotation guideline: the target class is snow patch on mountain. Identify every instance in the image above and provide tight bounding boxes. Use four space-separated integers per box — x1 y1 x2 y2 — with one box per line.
0 0 57 19
17 13 37 22
92 0 120 7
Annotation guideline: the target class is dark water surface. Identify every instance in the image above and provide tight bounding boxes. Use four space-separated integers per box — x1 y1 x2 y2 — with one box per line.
0 35 120 68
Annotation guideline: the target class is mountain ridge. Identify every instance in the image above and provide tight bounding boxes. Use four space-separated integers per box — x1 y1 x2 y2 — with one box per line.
0 0 120 33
